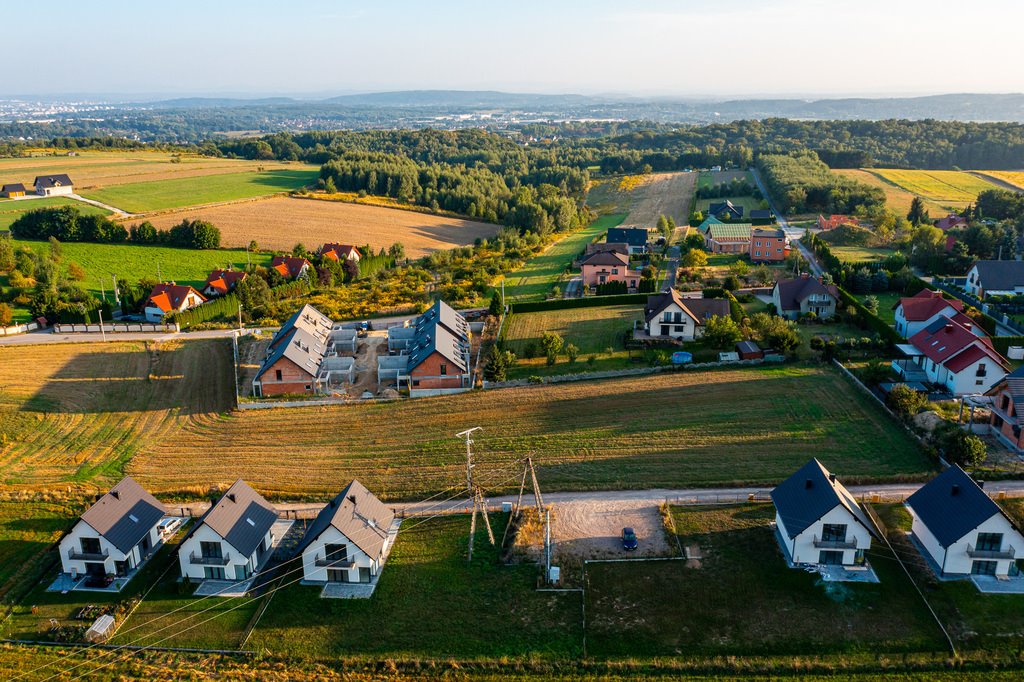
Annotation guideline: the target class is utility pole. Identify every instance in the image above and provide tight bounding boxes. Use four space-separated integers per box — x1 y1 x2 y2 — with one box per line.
112 275 120 307
456 427 496 561
501 279 505 310
97 307 106 342
457 427 482 496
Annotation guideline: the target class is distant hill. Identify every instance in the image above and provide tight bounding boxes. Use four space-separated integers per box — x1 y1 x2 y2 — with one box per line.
322 90 598 108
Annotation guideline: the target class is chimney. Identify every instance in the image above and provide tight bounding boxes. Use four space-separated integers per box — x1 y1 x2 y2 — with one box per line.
945 324 954 334
829 473 837 484
804 479 813 489
227 493 236 503
348 495 358 506
951 484 960 496
110 490 120 500
977 480 985 489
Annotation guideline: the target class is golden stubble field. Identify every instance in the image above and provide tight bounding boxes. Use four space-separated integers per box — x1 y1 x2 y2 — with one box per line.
138 196 502 257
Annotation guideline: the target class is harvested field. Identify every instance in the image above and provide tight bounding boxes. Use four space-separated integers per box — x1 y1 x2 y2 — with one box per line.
586 171 695 227
139 196 501 258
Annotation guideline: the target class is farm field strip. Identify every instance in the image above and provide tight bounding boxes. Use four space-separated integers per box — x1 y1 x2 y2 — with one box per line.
586 171 695 226
832 168 949 216
137 196 501 258
973 170 1024 192
868 169 1001 203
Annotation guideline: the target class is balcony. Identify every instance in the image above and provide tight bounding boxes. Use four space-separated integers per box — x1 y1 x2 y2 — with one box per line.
68 547 109 561
813 535 858 550
314 555 356 569
189 552 230 566
967 544 1015 560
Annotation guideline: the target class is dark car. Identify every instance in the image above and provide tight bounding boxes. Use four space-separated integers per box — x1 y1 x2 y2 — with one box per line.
621 527 638 551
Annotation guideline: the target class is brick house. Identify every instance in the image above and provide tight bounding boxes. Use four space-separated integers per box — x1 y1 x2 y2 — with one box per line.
704 223 752 254
643 290 730 340
580 251 642 290
771 276 839 320
816 215 857 231
202 269 248 298
319 244 362 262
380 300 471 396
271 256 312 280
143 283 206 322
748 227 787 263
252 304 334 396
987 367 1024 453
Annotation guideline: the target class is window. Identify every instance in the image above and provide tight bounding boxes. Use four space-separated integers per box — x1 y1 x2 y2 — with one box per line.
674 325 685 332
204 566 226 580
440 364 447 376
662 312 672 323
612 268 619 275
971 560 998 576
412 380 420 387
1002 395 1011 411
80 537 101 555
977 363 987 377
325 543 348 562
821 524 847 543
818 550 844 565
200 541 222 559
976 532 1003 552
275 369 282 381
673 312 682 323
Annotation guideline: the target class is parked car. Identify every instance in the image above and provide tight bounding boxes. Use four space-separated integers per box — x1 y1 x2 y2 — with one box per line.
621 527 638 551
157 517 183 537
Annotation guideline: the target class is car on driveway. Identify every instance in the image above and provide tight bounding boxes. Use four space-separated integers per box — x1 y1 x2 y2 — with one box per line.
621 527 638 551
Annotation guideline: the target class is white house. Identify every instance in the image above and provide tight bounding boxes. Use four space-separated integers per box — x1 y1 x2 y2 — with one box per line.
896 317 1008 395
178 480 278 583
294 480 396 584
143 283 206 323
893 289 980 340
770 459 877 567
906 465 1024 578
34 174 74 196
58 476 167 584
643 290 730 341
964 260 1024 299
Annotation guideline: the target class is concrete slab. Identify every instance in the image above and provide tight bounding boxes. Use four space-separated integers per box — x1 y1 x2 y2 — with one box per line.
971 575 1024 594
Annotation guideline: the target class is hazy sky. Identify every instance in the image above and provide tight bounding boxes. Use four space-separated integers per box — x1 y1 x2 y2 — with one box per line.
3 0 1022 98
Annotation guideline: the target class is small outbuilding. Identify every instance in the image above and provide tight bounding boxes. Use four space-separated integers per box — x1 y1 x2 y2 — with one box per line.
736 340 763 360
1 183 27 198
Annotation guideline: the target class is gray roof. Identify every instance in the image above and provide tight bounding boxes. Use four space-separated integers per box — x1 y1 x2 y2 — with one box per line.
606 227 649 247
294 480 394 559
771 459 876 539
80 476 166 554
1 183 26 193
773 277 839 312
33 174 73 189
709 201 744 218
987 365 1024 426
271 304 332 351
254 326 328 382
184 480 278 557
906 465 1011 548
970 260 1024 292
750 209 775 219
736 340 762 354
407 322 467 373
416 299 469 341
644 290 729 324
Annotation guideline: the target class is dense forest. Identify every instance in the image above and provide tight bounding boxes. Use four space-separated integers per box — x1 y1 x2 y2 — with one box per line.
756 152 885 214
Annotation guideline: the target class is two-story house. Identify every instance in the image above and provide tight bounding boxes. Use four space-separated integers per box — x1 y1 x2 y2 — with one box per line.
178 480 278 583
892 289 977 339
964 260 1024 299
643 290 730 341
58 476 167 587
252 304 335 397
605 227 649 255
579 250 642 290
703 223 752 254
771 459 878 567
271 256 313 281
899 317 1008 395
143 283 206 322
748 227 787 263
771 276 839 320
34 174 74 196
202 269 247 298
906 465 1024 579
319 243 362 262
985 367 1024 453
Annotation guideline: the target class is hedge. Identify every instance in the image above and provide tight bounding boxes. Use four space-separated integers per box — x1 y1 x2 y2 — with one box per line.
836 286 902 346
992 336 1024 355
510 293 650 314
725 291 745 323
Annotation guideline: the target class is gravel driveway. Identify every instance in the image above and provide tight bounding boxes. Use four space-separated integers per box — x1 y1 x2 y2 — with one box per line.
552 499 672 560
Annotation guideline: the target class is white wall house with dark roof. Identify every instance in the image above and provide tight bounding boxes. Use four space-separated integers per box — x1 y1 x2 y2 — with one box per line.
34 174 74 196
965 260 1024 299
906 465 1024 578
58 476 167 583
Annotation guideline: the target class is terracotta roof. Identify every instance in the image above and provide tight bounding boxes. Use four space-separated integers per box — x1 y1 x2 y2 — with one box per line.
895 289 964 322
907 317 1006 370
204 269 247 294
271 256 311 279
146 283 205 313
319 243 361 260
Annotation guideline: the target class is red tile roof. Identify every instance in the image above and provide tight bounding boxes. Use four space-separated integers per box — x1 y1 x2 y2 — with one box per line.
319 244 361 261
944 344 1000 373
204 269 247 294
908 317 1006 371
895 289 964 321
271 256 311 279
146 283 205 313
936 214 968 231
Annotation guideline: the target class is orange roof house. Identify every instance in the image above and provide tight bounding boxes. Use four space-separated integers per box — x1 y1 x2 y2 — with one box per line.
202 269 248 297
144 283 206 322
319 244 362 262
271 256 312 280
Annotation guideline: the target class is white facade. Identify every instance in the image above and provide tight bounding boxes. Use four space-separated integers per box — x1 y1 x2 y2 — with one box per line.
37 184 73 197
143 290 205 323
965 264 1024 299
59 520 161 579
775 505 873 566
178 523 273 582
909 506 1024 577
918 352 1003 395
647 302 701 341
300 525 393 583
894 306 963 339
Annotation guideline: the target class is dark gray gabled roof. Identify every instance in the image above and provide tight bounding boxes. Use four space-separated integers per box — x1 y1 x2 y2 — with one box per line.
771 459 876 539
709 201 744 218
182 480 278 557
773 277 839 312
80 476 166 554
407 323 467 373
606 227 649 247
971 260 1024 292
906 465 1011 548
293 480 394 560
750 209 775 219
33 174 73 188
1 183 27 193
416 299 469 342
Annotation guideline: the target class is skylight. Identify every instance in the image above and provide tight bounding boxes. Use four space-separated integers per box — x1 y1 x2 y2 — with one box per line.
129 514 139 523
246 518 256 526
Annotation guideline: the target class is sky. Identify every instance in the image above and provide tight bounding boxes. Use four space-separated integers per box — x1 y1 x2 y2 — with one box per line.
3 0 1022 99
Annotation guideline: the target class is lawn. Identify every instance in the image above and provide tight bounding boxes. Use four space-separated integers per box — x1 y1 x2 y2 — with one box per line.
0 196 111 231
0 501 77 605
12 239 272 298
250 514 582 659
854 291 903 325
828 245 897 263
503 304 643 356
502 213 625 302
585 503 948 657
80 168 319 213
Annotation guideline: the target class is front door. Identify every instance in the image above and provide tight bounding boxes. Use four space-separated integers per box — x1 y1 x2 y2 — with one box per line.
661 325 669 336
327 569 349 583
818 551 843 566
114 560 128 577
85 562 105 578
204 566 226 580
971 560 998 576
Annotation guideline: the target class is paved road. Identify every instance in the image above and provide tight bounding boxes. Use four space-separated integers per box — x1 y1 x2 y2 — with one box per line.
661 245 680 291
749 167 825 276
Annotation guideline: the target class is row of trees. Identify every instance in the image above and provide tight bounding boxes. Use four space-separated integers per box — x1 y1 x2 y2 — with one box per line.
10 207 222 250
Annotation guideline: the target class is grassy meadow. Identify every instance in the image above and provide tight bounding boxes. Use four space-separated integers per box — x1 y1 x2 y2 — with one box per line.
81 168 319 213
0 196 111 231
503 304 643 356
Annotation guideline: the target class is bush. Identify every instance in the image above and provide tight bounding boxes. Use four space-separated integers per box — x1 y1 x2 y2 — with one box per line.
939 427 987 467
887 384 927 417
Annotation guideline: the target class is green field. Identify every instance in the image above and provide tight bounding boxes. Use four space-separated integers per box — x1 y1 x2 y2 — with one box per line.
853 291 903 325
586 504 946 657
503 304 643 356
0 196 111 231
0 501 76 606
828 245 897 263
251 514 581 659
80 168 319 213
502 213 626 302
13 239 272 297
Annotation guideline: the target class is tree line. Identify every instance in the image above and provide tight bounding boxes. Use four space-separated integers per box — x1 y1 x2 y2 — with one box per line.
10 207 222 249
755 151 885 214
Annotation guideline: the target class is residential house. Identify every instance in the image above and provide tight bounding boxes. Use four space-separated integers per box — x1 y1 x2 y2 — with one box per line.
749 227 787 263
906 465 1024 578
295 480 395 584
1 183 26 198
964 260 1024 299
704 223 752 254
696 215 724 235
580 250 642 290
202 269 248 298
143 283 206 322
643 290 730 340
58 476 167 584
253 304 333 396
605 227 649 255
319 243 362 262
895 316 1008 395
584 242 629 257
936 214 968 231
178 480 278 583
986 367 1024 453
750 208 776 224
380 300 472 396
771 276 839 320
816 214 857 231
271 256 312 281
771 459 877 567
893 289 979 339
708 200 744 220
33 174 74 196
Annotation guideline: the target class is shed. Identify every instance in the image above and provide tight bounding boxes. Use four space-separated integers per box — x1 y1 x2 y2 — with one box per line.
736 340 763 360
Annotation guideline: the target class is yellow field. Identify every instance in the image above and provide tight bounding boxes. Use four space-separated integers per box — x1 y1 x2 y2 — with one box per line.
870 169 1000 206
139 196 501 257
976 171 1024 191
832 169 945 216
0 150 315 192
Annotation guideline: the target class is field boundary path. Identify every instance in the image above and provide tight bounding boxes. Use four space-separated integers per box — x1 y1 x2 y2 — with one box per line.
969 171 1024 194
69 193 130 217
